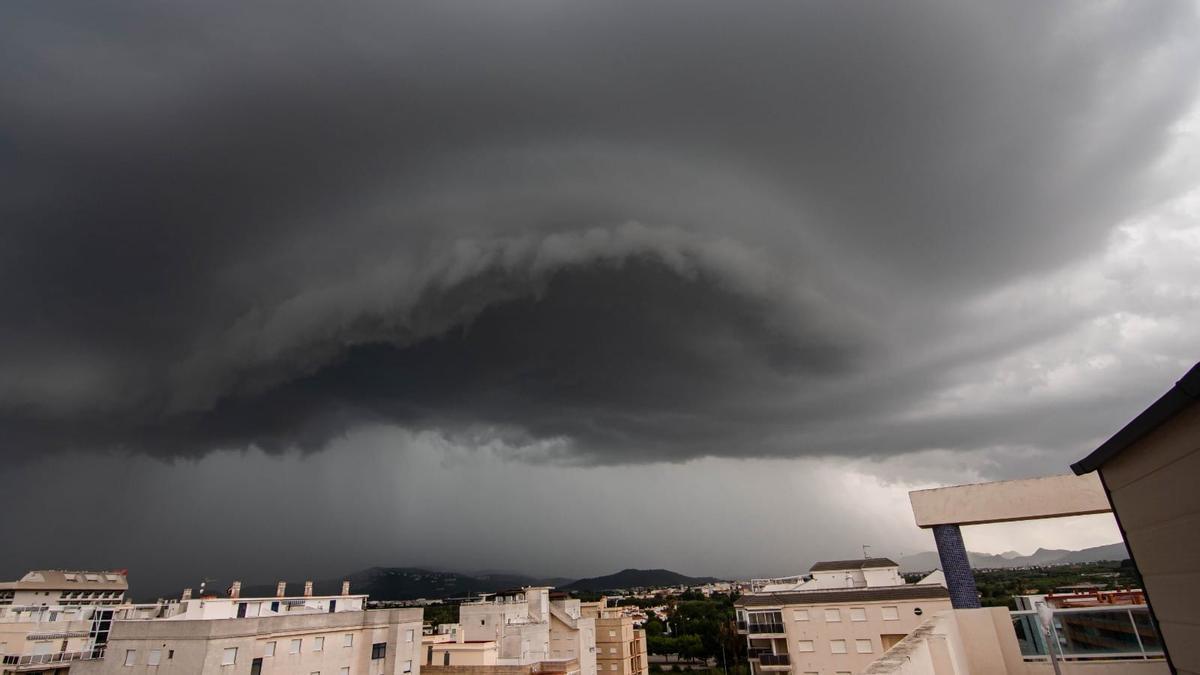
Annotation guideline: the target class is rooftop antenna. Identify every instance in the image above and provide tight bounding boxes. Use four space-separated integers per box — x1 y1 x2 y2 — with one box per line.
862 545 872 560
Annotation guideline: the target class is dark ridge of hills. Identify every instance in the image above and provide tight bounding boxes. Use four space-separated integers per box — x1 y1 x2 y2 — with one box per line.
562 568 721 592
898 542 1130 573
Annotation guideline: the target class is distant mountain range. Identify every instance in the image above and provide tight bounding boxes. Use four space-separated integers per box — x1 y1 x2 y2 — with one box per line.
562 568 720 592
898 542 1129 573
238 567 714 601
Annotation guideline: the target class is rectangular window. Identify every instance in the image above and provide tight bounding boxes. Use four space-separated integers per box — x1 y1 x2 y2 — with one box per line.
881 606 899 621
222 647 238 665
405 629 414 643
609 630 617 637
314 636 325 652
856 639 873 654
291 639 302 654
830 640 847 654
610 665 618 672
344 634 354 648
371 643 386 660
795 640 814 653
792 609 809 621
824 609 840 622
403 660 413 673
609 647 617 654
849 607 867 622
265 641 276 657
124 649 137 666
148 649 162 666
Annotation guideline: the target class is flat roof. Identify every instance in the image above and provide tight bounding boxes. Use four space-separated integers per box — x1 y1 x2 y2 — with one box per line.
736 585 950 607
1072 361 1200 474
809 558 898 572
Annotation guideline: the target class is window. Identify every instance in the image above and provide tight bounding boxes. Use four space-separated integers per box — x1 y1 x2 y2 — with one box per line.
124 649 137 666
314 637 325 652
311 672 320 675
405 629 414 643
222 647 238 666
824 608 841 622
371 643 386 660
849 607 867 622
609 630 617 637
344 634 354 648
795 640 814 653
609 647 617 654
168 650 174 660
792 609 809 621
403 660 413 673
856 639 873 654
610 665 618 672
149 649 162 666
290 639 302 654
881 606 899 621
265 641 276 657
830 640 847 654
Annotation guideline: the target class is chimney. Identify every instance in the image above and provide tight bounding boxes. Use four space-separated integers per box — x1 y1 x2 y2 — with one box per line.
229 581 241 599
276 581 287 598
304 580 313 597
181 588 193 601
341 581 351 596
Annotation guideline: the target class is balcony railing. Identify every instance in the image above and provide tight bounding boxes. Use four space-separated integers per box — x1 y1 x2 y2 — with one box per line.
1 648 105 666
758 654 790 666
1010 605 1164 662
745 622 786 635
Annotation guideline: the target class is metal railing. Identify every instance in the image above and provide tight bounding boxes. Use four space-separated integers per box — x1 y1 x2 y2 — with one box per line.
758 654 790 666
1010 604 1164 662
1 648 105 666
745 622 786 634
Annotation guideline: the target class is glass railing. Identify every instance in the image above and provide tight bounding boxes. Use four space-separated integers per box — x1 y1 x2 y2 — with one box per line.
758 654 790 666
746 622 786 634
1010 605 1164 661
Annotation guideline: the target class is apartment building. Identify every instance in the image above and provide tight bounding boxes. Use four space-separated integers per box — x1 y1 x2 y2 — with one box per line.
736 559 951 675
0 571 128 609
0 570 146 674
579 599 646 675
432 588 596 675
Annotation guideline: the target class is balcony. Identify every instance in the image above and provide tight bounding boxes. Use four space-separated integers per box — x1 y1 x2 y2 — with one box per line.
745 622 786 635
863 606 1167 675
1 648 106 670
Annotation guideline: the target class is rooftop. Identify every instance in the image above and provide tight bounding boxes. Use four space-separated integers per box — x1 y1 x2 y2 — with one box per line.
736 584 949 607
809 558 899 572
0 570 128 591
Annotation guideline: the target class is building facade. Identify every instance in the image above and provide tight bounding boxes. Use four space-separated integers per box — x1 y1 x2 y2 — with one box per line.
736 559 951 675
579 600 646 675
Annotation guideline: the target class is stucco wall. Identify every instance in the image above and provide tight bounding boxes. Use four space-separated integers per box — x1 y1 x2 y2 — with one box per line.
1097 398 1200 675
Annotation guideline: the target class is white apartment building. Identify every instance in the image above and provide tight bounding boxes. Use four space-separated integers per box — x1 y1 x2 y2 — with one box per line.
0 571 129 609
736 559 952 675
447 588 596 675
2 575 423 675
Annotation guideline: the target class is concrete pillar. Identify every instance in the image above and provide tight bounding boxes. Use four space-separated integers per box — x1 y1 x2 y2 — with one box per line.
932 524 980 609
181 588 192 601
304 580 313 597
341 580 351 596
276 581 287 597
229 581 241 599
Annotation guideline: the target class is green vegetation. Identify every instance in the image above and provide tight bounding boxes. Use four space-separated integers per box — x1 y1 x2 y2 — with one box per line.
970 560 1142 610
635 593 745 665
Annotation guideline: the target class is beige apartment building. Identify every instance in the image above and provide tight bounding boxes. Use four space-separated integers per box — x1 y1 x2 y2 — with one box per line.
736 559 951 675
579 600 646 675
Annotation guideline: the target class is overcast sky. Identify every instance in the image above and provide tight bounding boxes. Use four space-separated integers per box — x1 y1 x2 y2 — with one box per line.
2 0 1199 598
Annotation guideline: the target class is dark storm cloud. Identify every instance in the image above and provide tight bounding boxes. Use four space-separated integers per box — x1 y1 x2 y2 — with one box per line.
1 0 1197 463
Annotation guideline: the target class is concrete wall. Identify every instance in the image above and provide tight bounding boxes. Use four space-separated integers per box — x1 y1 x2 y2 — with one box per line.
909 474 1109 528
862 608 1170 675
1096 398 1200 675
